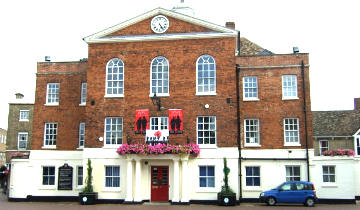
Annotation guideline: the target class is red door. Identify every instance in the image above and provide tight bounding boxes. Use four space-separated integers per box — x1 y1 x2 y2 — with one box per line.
151 166 169 202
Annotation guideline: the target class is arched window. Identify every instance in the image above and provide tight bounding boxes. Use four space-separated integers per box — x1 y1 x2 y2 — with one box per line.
196 55 216 94
151 56 169 96
106 58 124 96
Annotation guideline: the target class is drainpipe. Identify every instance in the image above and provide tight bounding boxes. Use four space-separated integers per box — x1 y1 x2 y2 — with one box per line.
236 64 242 201
301 60 310 182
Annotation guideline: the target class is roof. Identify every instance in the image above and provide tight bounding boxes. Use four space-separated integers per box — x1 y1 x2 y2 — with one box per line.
240 37 271 55
84 7 238 44
312 110 360 137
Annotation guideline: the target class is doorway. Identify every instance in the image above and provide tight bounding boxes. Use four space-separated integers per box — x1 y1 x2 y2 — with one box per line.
151 166 169 202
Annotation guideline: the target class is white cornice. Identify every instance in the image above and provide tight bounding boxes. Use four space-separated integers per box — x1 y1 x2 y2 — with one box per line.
83 7 238 44
86 32 236 44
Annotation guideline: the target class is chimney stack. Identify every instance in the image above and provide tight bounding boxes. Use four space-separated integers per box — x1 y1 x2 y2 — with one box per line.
354 98 360 110
225 22 235 30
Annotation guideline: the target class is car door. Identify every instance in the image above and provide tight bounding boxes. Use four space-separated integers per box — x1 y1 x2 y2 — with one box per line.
277 183 298 203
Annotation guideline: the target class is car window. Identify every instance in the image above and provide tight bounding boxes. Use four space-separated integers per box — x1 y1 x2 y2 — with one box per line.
295 183 305 190
280 183 292 191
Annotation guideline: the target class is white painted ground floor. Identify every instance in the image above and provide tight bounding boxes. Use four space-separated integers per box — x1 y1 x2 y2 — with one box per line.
8 147 360 203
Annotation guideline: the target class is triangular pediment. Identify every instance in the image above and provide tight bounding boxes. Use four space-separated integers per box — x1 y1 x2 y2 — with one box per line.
83 7 237 43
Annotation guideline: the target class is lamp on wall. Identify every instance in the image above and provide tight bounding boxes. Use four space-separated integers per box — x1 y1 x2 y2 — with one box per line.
151 92 162 111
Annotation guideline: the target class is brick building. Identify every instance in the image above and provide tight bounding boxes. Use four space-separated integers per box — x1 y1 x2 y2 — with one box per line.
6 93 33 165
8 7 317 203
0 128 6 166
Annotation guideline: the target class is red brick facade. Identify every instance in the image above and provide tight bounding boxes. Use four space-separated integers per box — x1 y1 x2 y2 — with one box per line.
31 12 312 151
32 62 87 150
237 54 313 149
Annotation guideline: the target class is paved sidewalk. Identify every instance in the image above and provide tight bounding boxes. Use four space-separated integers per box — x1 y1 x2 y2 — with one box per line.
1 194 359 210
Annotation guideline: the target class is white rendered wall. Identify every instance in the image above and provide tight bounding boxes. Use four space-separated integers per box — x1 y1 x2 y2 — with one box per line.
311 156 355 199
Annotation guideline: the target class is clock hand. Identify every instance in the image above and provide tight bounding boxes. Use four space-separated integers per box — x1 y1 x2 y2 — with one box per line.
158 22 164 30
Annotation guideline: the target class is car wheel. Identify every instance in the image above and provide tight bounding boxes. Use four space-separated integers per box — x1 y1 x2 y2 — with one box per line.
305 198 315 207
267 197 276 206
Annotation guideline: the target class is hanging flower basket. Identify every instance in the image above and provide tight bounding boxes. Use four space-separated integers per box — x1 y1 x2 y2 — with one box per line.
116 143 200 156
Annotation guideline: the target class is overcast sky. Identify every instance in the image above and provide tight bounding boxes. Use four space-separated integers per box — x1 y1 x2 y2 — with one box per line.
0 0 359 129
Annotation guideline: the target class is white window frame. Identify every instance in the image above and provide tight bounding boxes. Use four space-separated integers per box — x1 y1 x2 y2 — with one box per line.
105 58 124 98
42 166 56 186
244 119 260 147
45 83 59 105
283 118 300 146
196 55 216 95
245 166 261 187
17 132 28 150
104 117 123 147
78 122 85 148
197 116 216 148
282 75 298 100
150 117 168 130
43 122 57 149
285 165 301 181
104 165 120 190
243 76 259 100
322 165 336 183
19 110 30 121
80 82 87 105
77 166 83 187
150 56 169 97
199 165 215 189
319 140 329 156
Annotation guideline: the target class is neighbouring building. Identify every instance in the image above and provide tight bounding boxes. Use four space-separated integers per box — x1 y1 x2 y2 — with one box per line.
0 128 6 166
311 98 360 202
6 93 34 164
8 6 323 204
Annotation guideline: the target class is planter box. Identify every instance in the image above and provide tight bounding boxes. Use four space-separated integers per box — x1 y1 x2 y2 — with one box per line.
79 192 98 205
217 192 236 206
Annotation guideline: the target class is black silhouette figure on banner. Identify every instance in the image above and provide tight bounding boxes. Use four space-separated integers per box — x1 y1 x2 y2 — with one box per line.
170 115 182 134
170 117 176 133
141 116 147 134
175 116 182 132
136 117 142 133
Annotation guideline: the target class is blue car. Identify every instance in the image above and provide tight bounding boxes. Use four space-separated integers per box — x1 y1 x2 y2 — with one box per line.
259 181 317 207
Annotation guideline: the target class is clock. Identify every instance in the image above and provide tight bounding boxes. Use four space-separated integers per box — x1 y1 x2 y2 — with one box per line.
151 15 169 33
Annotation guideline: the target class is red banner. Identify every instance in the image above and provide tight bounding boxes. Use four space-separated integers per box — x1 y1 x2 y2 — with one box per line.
135 109 149 133
169 109 183 134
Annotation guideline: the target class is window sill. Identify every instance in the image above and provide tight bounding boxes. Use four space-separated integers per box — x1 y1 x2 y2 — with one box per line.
77 147 84 150
44 103 59 106
149 93 169 97
321 183 338 188
284 143 301 147
243 98 259 101
196 187 218 193
244 186 262 192
196 92 217 96
42 146 56 149
244 144 261 147
104 94 124 98
19 119 29 122
39 185 56 190
102 187 121 192
282 97 299 100
102 145 121 149
79 103 86 106
198 144 217 149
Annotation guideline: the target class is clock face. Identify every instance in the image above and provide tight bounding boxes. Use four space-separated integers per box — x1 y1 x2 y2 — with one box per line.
151 15 169 33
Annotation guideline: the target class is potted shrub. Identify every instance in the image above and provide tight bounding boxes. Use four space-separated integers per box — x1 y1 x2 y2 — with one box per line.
79 159 98 205
217 158 236 206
